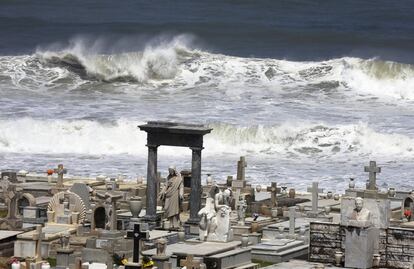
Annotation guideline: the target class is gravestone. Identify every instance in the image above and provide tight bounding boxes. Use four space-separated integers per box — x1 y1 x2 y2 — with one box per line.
307 182 323 217
96 191 123 231
364 161 381 191
70 183 91 209
267 182 279 208
1 170 17 183
126 223 149 263
54 164 67 188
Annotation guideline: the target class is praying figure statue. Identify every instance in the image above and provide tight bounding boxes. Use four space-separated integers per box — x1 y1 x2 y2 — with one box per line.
348 197 371 227
159 166 184 229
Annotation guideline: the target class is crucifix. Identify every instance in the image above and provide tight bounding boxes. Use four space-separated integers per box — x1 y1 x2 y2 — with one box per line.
126 223 149 263
307 182 323 215
180 255 202 269
54 164 67 188
96 191 123 231
32 225 45 262
266 182 280 208
236 156 247 181
364 161 381 191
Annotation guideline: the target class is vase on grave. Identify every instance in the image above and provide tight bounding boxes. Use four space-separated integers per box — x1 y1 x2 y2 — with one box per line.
324 206 331 215
388 187 396 197
349 178 355 189
327 191 333 199
334 251 343 266
71 212 79 224
255 185 262 192
251 221 259 233
129 196 143 218
178 229 185 243
334 194 340 201
271 208 278 219
47 211 55 223
289 188 296 198
372 254 381 267
241 234 249 248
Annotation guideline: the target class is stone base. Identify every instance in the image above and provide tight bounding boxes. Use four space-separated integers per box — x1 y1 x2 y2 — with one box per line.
344 227 379 269
251 239 308 263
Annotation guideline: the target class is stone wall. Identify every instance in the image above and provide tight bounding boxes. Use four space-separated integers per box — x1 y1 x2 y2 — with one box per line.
309 222 343 264
386 228 414 268
309 223 414 268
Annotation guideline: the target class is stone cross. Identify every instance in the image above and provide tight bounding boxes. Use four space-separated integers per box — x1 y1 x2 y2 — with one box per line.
126 223 149 263
180 255 202 269
32 225 45 262
236 156 247 181
54 164 67 188
289 207 296 235
364 161 381 190
96 192 123 231
267 182 279 208
307 182 323 214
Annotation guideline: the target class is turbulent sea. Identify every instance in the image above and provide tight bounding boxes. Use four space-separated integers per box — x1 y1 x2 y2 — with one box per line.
1 0 414 192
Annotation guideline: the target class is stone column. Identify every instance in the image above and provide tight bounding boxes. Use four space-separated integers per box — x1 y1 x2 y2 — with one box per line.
145 144 158 221
188 147 202 223
312 182 318 214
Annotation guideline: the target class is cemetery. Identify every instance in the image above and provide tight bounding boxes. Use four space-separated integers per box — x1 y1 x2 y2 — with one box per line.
1 121 414 269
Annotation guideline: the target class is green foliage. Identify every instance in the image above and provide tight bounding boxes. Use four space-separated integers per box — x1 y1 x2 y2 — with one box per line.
46 257 56 267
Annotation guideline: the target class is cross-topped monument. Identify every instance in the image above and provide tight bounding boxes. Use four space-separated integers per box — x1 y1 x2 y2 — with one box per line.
364 161 381 191
96 191 123 231
32 225 45 262
180 255 203 269
267 182 279 208
54 164 67 188
307 181 323 217
236 156 247 181
126 223 149 263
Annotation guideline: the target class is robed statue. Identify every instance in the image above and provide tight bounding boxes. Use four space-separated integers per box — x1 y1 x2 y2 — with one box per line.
159 166 184 229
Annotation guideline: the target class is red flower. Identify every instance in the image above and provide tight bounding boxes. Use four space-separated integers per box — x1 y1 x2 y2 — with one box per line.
404 209 412 217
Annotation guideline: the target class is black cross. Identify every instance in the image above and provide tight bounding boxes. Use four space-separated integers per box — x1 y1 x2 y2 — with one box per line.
126 223 149 263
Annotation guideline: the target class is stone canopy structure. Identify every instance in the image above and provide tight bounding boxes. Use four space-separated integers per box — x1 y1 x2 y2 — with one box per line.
139 121 212 225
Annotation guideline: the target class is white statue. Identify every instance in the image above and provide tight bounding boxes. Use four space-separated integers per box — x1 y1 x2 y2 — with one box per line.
348 197 371 227
159 166 184 229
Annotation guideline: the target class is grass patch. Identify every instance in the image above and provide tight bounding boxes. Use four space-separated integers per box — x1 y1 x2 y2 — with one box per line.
252 259 275 268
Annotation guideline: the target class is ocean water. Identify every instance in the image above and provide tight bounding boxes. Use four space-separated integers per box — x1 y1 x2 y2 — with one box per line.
1 0 414 192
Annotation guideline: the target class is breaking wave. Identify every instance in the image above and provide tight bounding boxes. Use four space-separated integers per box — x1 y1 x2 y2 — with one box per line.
0 35 413 100
0 118 413 159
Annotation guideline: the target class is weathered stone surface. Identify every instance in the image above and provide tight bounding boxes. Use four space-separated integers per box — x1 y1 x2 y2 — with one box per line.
344 227 378 269
340 197 390 228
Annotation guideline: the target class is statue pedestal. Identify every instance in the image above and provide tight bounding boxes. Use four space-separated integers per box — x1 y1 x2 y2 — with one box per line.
56 248 74 269
344 226 379 269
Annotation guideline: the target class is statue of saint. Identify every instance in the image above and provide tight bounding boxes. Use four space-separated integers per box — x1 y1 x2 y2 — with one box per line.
348 197 371 227
159 166 184 229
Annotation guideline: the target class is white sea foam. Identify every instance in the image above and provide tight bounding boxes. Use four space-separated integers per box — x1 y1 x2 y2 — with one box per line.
0 34 413 100
0 118 413 159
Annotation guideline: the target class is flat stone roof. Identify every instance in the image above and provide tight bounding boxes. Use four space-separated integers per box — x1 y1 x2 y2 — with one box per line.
139 121 212 135
0 230 24 240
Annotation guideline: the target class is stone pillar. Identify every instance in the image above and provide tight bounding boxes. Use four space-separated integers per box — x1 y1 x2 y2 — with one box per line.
145 144 158 221
289 207 296 236
312 182 318 214
188 147 202 223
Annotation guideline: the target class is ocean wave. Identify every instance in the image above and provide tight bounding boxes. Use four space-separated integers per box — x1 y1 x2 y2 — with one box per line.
0 35 413 100
0 118 413 159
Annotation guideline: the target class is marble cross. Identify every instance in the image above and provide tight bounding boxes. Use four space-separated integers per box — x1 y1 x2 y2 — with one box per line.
180 255 202 269
236 156 247 181
364 161 381 190
267 182 279 208
54 164 67 188
32 225 45 262
126 223 149 263
307 182 323 214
